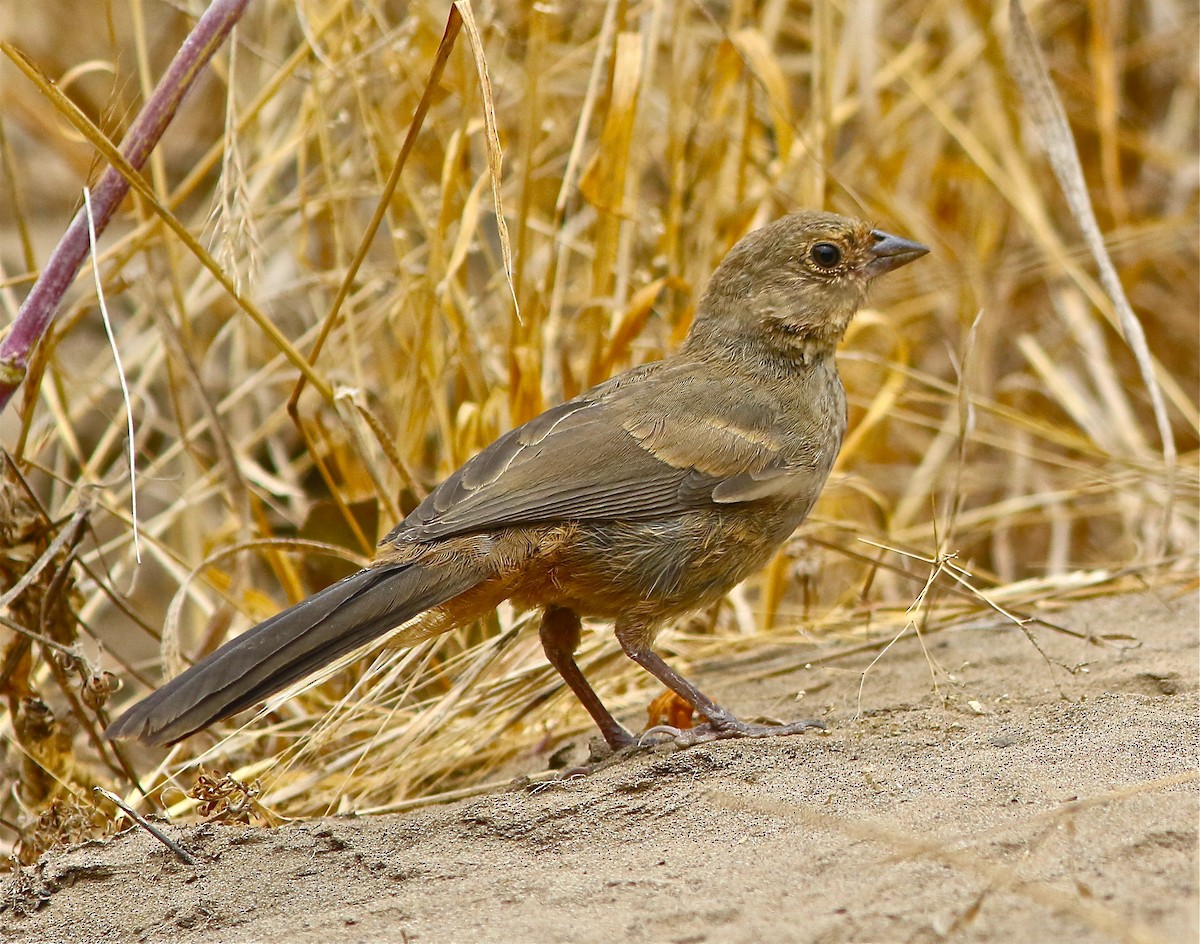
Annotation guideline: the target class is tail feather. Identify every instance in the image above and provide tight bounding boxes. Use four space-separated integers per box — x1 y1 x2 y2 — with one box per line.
105 560 486 746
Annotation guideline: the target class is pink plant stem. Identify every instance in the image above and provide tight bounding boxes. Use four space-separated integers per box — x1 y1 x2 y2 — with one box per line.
0 0 251 414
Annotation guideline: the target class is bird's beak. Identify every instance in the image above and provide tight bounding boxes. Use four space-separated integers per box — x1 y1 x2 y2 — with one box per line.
865 229 929 278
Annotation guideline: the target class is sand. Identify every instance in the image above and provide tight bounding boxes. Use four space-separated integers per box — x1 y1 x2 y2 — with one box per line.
3 588 1197 944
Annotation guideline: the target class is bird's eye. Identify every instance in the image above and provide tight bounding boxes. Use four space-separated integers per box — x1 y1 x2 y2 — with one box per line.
810 242 842 268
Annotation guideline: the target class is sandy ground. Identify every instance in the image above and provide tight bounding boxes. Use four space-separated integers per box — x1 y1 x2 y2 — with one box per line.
3 588 1197 944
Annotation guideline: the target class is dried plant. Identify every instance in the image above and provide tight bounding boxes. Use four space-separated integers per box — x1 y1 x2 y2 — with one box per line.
0 0 1195 858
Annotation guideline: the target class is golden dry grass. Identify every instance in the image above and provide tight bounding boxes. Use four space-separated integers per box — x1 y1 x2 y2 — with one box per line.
0 0 1196 861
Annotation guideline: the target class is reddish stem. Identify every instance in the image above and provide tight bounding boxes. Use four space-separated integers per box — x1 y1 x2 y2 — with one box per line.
0 0 251 413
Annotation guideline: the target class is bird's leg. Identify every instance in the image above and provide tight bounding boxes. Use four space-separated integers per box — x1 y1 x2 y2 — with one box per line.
539 606 636 750
615 622 824 745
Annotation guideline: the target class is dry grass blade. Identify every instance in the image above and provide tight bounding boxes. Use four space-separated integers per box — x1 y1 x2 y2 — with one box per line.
1006 0 1177 554
0 39 331 402
288 5 465 416
456 0 519 320
0 0 250 410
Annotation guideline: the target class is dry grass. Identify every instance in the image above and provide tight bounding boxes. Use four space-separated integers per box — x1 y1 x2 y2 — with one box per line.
0 0 1196 863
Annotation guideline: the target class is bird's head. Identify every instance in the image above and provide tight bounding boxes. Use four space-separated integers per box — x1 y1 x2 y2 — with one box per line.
685 210 928 362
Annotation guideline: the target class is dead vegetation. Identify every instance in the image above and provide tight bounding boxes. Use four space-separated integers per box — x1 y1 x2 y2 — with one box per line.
0 0 1196 864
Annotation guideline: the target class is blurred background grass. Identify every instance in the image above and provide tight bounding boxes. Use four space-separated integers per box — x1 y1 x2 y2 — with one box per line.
0 0 1196 862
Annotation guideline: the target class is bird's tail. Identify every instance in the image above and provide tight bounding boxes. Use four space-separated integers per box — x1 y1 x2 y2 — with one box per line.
105 560 488 746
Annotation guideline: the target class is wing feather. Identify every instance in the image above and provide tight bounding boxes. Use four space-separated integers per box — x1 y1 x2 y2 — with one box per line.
384 361 827 546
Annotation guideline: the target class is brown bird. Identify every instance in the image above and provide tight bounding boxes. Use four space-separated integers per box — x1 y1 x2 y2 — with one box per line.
106 210 928 751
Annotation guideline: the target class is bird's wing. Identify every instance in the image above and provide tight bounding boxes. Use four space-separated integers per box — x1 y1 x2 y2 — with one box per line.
384 362 811 546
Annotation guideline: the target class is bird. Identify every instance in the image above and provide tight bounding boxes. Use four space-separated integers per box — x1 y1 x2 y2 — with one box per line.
105 210 928 752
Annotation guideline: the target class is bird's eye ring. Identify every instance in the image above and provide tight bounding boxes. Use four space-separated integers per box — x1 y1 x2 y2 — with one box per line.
811 242 842 269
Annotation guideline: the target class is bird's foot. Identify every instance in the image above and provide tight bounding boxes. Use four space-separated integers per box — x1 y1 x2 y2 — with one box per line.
529 738 650 787
530 716 825 790
639 716 824 748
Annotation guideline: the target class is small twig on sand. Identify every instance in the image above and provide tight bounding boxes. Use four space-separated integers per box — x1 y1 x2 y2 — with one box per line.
94 787 196 867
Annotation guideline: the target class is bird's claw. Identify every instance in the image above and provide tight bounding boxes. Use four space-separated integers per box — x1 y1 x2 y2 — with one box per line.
637 724 688 746
640 716 825 749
